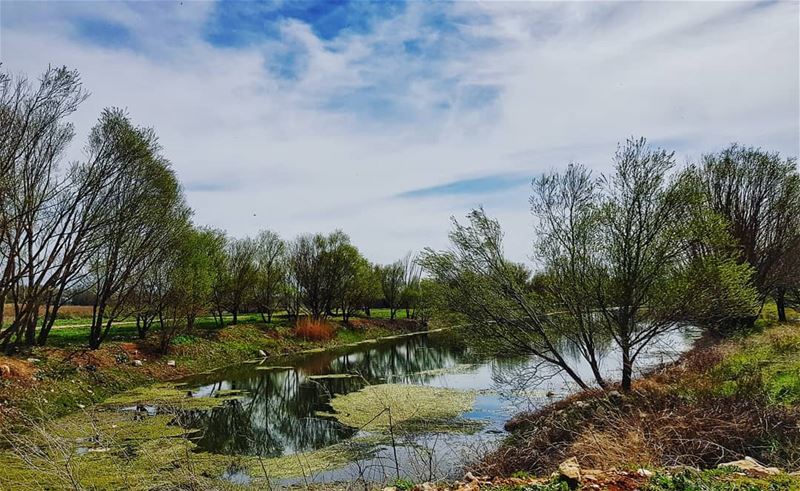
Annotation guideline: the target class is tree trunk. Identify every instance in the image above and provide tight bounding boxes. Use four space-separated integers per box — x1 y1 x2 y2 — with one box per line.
777 289 787 322
89 303 106 349
232 309 238 325
621 345 633 392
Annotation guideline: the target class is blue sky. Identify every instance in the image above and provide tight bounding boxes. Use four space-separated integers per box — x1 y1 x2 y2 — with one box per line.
1 0 798 262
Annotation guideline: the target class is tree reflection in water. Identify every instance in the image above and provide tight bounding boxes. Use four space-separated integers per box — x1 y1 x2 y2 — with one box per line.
184 334 468 457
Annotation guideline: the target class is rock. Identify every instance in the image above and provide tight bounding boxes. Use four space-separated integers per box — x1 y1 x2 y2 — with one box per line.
637 468 654 478
558 457 582 487
132 360 143 367
719 457 781 476
166 360 176 367
26 358 40 364
0 365 11 378
258 349 268 358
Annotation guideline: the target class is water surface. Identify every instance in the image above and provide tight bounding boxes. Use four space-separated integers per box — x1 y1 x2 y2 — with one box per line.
180 327 699 483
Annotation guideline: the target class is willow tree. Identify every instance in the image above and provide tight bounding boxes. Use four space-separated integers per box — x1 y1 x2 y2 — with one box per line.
687 145 800 321
0 66 92 350
86 109 190 349
422 138 756 391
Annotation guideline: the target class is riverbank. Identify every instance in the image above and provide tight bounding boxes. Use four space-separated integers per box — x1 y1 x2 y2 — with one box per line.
3 316 800 490
0 316 426 431
465 319 800 489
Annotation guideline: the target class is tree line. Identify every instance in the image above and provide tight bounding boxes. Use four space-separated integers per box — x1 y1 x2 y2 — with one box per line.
422 137 800 391
0 66 426 353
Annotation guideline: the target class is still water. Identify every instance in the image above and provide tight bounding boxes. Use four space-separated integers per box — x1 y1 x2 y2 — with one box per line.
180 327 699 484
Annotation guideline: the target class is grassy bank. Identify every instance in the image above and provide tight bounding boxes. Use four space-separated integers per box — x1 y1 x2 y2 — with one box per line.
470 317 800 489
0 313 425 430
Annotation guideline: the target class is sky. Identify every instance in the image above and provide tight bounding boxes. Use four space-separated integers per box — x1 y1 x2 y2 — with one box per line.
1 0 798 264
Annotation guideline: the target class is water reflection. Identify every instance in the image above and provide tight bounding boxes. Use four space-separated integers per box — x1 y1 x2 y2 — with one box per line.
184 334 473 457
181 327 700 462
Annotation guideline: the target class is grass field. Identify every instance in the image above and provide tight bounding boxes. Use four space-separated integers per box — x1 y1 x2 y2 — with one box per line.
4 307 415 347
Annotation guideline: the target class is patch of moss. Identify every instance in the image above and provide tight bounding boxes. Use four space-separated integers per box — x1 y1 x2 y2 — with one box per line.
0 402 379 489
318 383 479 434
102 383 243 410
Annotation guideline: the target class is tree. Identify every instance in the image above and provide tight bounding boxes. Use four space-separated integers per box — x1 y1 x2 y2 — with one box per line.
223 237 257 325
85 109 190 349
400 253 422 319
422 138 756 391
253 230 285 324
0 66 93 351
287 230 352 320
380 261 404 320
687 145 800 321
175 227 224 332
338 249 372 322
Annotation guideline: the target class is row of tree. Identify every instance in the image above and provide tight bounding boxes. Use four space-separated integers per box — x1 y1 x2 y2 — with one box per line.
422 138 800 391
0 66 426 353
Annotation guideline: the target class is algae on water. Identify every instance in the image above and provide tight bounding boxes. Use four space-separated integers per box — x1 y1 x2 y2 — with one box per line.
102 383 244 410
317 383 480 434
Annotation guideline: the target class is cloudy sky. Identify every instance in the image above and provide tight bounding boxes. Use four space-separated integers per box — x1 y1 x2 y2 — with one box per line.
1 1 798 263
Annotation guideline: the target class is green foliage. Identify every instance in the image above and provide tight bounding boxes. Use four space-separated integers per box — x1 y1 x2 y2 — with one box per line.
645 467 799 490
393 478 416 490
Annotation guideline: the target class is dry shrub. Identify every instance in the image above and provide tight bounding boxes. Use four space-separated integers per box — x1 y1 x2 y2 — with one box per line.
294 317 336 341
2 304 93 320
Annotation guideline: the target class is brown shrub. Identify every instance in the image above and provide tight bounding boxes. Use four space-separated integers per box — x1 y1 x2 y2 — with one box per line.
294 318 336 341
477 344 800 477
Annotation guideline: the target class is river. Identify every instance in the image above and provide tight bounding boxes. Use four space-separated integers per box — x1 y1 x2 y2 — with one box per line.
179 326 700 485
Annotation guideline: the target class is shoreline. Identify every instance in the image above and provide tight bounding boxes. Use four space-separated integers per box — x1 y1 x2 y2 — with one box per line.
0 317 431 432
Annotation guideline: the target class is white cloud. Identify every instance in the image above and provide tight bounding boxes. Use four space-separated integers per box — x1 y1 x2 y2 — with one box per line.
1 1 797 264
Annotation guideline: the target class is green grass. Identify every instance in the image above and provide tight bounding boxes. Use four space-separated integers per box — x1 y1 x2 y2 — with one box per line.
710 323 800 405
365 308 413 320
41 309 416 348
645 467 799 490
